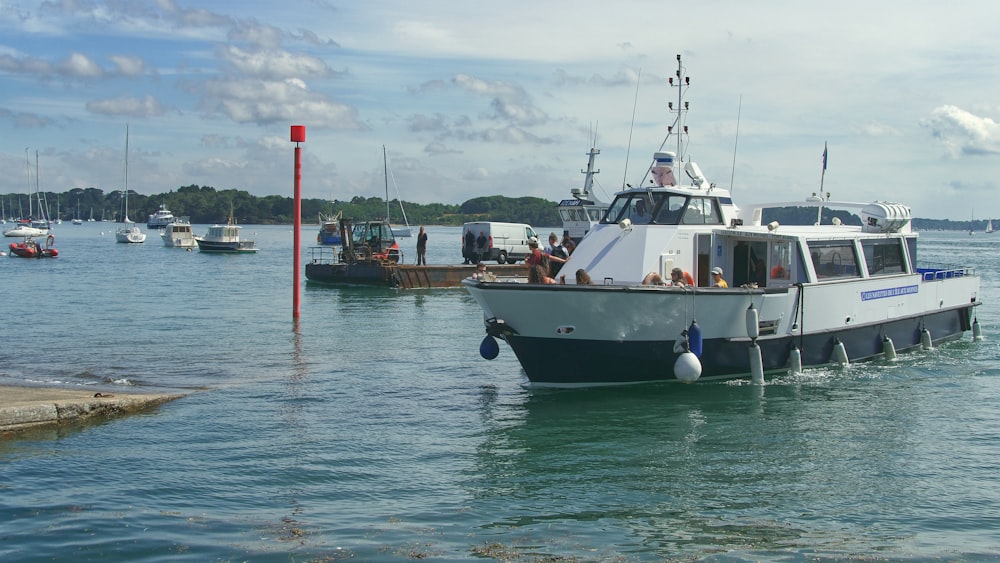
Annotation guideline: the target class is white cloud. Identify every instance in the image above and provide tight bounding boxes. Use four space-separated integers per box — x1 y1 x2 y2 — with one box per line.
86 95 168 117
921 105 1000 157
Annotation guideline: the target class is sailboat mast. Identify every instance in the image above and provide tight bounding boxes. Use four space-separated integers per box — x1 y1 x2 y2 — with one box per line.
123 125 129 223
383 144 390 221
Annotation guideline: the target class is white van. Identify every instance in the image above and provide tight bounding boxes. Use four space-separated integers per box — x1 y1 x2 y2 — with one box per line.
461 221 538 264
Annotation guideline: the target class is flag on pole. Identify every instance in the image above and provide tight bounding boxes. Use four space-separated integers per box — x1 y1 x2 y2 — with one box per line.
822 143 828 171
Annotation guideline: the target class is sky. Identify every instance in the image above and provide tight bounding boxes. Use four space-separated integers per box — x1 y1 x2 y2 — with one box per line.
2 1 1000 221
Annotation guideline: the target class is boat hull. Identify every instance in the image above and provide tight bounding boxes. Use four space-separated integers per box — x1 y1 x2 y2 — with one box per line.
196 240 257 253
497 305 973 386
465 274 981 387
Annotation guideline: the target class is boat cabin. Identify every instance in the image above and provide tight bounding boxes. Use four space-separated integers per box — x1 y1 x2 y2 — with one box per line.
337 218 401 263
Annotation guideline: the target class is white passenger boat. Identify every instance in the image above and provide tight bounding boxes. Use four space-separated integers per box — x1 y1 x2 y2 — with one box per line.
557 146 608 244
161 219 199 248
464 55 982 387
147 204 177 229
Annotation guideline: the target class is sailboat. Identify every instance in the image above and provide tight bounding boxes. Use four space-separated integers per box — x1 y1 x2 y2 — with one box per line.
115 125 146 243
382 145 411 237
4 150 50 237
986 219 994 234
73 198 83 225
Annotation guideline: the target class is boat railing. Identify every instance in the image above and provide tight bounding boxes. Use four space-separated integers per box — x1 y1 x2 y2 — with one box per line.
309 245 342 264
917 267 975 281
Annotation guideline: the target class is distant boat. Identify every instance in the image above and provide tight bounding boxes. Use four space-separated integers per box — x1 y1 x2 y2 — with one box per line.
382 145 411 237
4 150 50 237
147 203 177 229
115 125 146 244
8 233 58 258
161 219 199 248
558 145 609 244
72 198 83 225
196 209 257 253
986 219 994 234
317 210 343 245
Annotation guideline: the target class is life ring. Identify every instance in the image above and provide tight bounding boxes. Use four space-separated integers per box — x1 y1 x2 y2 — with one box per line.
46 234 55 247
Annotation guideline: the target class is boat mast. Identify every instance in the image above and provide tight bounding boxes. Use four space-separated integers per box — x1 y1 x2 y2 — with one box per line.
123 124 130 223
383 144 390 222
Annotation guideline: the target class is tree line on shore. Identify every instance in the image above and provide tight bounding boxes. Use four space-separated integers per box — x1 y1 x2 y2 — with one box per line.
2 184 982 230
1 185 562 226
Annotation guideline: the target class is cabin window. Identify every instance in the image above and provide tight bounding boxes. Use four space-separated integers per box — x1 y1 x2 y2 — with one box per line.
733 240 769 287
861 239 906 276
680 197 723 225
808 241 860 280
602 193 667 225
769 241 793 282
654 194 688 225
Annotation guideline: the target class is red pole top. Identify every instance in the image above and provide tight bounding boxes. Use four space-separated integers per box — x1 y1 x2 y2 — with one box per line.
290 125 306 143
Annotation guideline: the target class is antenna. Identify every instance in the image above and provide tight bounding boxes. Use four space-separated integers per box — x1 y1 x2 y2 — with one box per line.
621 68 641 189
729 95 742 193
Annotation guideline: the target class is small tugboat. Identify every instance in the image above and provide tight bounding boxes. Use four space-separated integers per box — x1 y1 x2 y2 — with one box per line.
9 234 58 258
464 54 982 387
196 212 257 253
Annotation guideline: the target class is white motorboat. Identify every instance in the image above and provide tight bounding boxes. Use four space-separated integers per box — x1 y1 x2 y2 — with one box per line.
147 203 176 229
161 219 199 248
196 211 256 253
4 222 47 238
464 55 982 387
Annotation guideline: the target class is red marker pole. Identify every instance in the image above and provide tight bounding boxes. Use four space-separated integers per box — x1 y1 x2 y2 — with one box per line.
290 125 306 319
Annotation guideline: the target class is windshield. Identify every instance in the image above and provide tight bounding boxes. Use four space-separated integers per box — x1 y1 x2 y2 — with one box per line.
602 192 682 225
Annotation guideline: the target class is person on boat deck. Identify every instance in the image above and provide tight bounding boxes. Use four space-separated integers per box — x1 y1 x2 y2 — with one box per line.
544 232 568 275
669 267 695 286
642 272 667 286
475 230 488 263
710 266 729 288
560 233 576 256
561 268 591 285
472 261 496 281
463 228 475 264
629 198 651 224
525 237 544 267
528 263 558 284
416 226 427 265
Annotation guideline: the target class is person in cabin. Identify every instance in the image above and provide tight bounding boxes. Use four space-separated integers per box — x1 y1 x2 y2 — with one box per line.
710 266 729 288
629 198 651 224
416 226 427 266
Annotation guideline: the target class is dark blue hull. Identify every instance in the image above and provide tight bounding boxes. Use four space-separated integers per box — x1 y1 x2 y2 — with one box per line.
502 305 977 386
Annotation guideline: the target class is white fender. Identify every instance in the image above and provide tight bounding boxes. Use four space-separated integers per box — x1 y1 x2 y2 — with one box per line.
788 346 802 375
745 304 759 340
674 352 702 383
833 339 849 366
749 343 764 384
882 336 897 362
